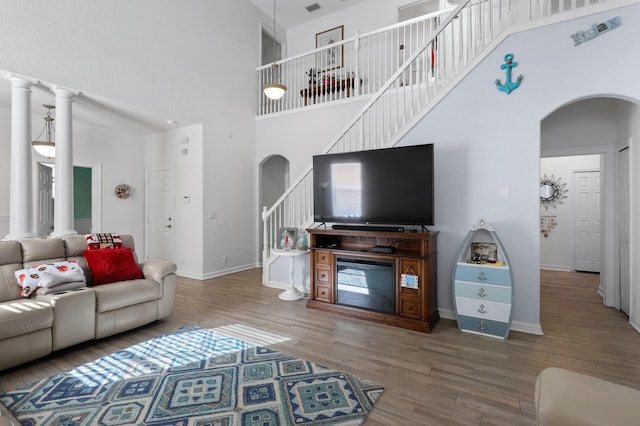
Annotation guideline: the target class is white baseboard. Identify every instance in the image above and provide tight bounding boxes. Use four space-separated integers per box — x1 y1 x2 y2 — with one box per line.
177 263 260 281
540 265 572 272
511 320 544 335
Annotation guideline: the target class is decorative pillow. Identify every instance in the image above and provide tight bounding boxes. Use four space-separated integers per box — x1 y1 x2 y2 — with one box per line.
83 247 143 285
15 260 86 297
84 233 123 250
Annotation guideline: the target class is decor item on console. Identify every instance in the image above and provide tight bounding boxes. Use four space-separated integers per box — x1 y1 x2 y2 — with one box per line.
0 234 177 371
279 227 297 250
262 0 287 100
32 104 56 159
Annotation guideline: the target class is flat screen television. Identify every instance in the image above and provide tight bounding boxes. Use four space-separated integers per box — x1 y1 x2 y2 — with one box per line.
313 144 434 226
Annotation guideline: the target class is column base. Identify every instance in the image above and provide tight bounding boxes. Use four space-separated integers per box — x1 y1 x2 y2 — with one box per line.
3 232 37 241
279 287 304 301
50 230 78 238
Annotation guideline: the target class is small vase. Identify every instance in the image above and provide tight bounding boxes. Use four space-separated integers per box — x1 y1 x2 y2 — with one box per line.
297 232 309 251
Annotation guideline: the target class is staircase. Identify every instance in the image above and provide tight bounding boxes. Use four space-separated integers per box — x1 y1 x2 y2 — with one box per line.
260 0 615 283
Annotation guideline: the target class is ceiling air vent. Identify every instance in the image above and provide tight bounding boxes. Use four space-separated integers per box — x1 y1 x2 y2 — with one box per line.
305 3 321 12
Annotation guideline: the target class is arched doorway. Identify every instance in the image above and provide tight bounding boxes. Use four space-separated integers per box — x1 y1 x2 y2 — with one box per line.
540 97 635 315
258 154 289 262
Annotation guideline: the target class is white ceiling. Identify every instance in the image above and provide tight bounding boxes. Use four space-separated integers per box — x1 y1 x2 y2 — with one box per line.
0 1 367 135
250 0 370 29
0 73 182 135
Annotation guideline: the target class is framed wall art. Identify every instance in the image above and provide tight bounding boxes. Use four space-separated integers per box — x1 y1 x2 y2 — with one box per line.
316 25 344 70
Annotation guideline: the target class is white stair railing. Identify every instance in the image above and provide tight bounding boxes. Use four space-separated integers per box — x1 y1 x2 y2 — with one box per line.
262 0 614 271
257 8 453 116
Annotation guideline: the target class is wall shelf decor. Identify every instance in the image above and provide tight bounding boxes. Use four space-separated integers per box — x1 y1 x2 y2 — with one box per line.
453 219 513 339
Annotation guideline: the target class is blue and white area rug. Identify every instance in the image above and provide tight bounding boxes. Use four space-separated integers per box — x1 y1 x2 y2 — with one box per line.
0 325 383 425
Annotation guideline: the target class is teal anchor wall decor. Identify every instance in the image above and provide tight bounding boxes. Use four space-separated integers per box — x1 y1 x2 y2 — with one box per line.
495 53 523 95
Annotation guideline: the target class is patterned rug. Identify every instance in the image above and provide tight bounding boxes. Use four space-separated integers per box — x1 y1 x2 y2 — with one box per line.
0 325 383 425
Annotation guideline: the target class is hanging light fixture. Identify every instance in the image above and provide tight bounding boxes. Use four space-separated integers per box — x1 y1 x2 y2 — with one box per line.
262 0 287 100
32 104 56 159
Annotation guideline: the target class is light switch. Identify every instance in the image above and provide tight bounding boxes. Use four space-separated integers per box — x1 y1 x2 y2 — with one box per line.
499 186 510 199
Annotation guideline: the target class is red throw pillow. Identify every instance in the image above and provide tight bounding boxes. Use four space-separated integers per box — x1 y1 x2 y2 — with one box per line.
83 247 144 285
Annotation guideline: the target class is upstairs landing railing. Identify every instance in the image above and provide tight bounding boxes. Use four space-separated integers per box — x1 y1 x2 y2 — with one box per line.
261 0 615 269
257 8 453 116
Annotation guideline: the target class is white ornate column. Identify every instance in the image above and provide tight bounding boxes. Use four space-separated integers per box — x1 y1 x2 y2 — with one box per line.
4 76 36 240
50 87 77 237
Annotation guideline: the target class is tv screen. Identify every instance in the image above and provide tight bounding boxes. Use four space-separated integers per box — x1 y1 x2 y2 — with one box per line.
313 144 434 226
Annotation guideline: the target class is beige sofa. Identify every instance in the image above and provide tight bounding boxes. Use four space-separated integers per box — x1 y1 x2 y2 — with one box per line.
535 367 640 425
0 234 177 372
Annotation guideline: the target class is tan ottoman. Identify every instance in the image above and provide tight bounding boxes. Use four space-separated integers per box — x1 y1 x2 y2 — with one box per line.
535 367 640 425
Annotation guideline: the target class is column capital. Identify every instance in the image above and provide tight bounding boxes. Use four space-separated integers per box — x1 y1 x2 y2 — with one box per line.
5 73 37 90
51 85 80 98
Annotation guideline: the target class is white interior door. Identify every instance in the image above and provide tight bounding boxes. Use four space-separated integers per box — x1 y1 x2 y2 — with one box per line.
574 170 601 272
37 163 54 237
146 169 174 262
619 147 630 314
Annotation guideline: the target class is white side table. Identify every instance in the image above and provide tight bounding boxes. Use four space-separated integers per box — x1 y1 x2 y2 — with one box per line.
272 248 309 301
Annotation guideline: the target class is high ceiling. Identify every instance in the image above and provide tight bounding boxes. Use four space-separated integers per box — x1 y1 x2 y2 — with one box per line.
0 1 369 135
0 73 182 135
250 0 369 29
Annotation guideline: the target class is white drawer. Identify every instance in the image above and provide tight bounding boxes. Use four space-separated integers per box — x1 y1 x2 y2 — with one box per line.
455 297 511 322
455 281 512 304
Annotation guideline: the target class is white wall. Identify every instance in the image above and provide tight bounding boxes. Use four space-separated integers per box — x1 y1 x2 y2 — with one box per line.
256 100 367 179
73 122 147 252
146 124 204 278
616 103 640 330
0 106 146 254
0 0 268 278
0 107 10 237
287 0 432 56
539 155 601 271
265 3 640 334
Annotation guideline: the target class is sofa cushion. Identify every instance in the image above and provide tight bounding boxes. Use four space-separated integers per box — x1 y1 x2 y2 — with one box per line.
36 281 86 295
83 247 143 285
20 239 66 266
92 279 161 313
0 299 53 340
0 241 25 303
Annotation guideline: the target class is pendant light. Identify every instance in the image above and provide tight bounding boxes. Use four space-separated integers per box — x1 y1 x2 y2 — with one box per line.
262 0 287 100
32 104 56 159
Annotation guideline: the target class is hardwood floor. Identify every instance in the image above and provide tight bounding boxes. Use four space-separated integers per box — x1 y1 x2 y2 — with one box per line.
1 268 639 425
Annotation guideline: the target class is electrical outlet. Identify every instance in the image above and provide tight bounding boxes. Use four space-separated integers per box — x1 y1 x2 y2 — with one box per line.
223 256 229 263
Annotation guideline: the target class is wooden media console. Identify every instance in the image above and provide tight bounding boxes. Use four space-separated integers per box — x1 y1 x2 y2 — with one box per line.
307 227 439 333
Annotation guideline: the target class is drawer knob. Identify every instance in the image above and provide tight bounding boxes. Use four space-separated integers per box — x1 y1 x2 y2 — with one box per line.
478 319 487 330
478 304 487 315
477 271 486 281
477 287 486 297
